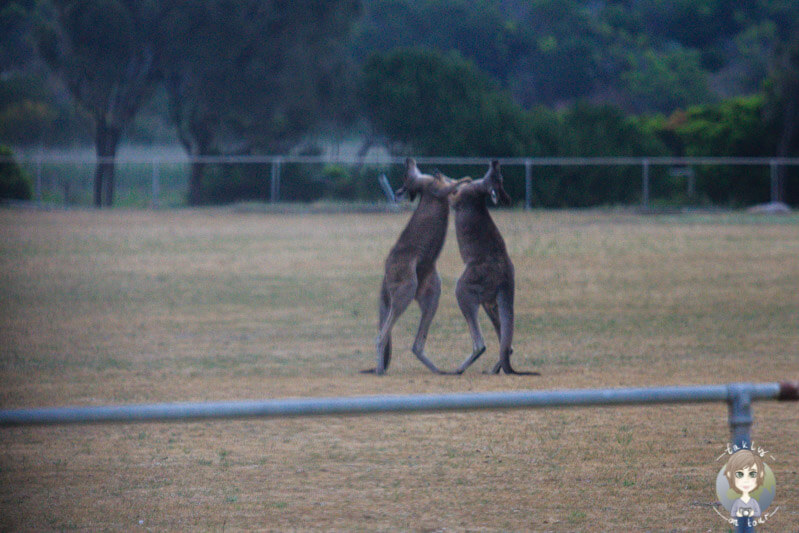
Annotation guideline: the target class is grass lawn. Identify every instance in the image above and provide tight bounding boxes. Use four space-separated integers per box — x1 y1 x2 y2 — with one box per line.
1 207 797 531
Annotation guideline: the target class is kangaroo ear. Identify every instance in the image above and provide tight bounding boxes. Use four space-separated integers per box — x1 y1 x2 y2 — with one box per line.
489 160 505 194
490 160 502 181
485 160 502 183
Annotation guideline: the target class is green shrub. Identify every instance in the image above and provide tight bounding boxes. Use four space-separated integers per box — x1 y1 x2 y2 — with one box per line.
0 145 33 200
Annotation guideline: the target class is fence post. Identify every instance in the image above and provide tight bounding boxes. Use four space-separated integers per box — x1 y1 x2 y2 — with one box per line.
270 158 282 203
727 384 756 533
727 383 752 450
641 158 650 210
524 159 532 210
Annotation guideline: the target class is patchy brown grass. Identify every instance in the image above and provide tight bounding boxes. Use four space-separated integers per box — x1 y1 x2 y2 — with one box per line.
0 207 797 531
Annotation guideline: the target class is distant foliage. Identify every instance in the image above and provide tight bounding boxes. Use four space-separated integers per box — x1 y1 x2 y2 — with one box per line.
0 73 92 146
158 0 362 205
356 0 799 113
539 102 669 207
3 0 799 206
0 145 33 201
361 47 557 157
620 48 710 113
647 95 799 206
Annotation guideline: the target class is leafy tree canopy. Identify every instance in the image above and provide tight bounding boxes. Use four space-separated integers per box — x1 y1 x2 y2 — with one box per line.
361 47 557 156
356 0 799 113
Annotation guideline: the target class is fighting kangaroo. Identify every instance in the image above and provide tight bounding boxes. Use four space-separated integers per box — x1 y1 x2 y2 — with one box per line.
451 160 539 375
363 158 470 375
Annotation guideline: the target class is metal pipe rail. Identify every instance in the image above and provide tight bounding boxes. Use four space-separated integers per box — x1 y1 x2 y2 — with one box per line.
1 382 796 432
2 381 796 533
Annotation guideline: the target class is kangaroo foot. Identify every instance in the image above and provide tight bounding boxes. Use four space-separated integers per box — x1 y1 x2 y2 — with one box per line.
484 367 540 375
412 347 452 375
504 368 541 376
486 356 541 376
500 360 540 375
456 345 486 374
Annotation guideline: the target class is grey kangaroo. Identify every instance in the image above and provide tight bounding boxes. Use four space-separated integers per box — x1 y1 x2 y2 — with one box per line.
363 158 470 375
451 160 539 375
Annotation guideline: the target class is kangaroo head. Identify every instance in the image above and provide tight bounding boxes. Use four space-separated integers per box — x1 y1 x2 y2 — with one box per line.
484 160 511 206
395 158 422 202
396 158 453 201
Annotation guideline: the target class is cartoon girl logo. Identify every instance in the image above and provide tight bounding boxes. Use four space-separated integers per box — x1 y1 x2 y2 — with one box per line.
715 447 778 525
725 450 765 517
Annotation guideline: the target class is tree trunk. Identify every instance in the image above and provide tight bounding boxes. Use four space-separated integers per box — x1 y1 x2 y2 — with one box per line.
188 159 205 206
178 117 213 206
776 96 796 203
93 156 103 208
94 121 121 208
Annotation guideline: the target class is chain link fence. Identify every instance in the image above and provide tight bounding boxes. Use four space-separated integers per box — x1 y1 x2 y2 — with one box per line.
6 150 799 209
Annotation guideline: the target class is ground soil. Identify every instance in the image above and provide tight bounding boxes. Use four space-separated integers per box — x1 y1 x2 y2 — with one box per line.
1 208 797 531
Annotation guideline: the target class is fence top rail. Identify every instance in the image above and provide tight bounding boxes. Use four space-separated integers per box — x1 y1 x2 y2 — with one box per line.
4 154 799 166
0 381 795 427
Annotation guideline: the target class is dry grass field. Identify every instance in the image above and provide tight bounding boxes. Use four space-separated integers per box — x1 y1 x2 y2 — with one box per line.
0 206 797 531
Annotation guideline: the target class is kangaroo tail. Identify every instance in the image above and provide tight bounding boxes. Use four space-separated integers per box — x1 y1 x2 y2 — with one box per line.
379 282 392 361
497 288 514 373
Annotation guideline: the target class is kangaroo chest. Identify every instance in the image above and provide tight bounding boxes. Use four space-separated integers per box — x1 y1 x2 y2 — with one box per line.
453 206 507 264
391 200 450 267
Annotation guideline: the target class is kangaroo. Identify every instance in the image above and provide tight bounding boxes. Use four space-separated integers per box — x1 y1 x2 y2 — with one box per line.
363 158 470 375
451 160 539 375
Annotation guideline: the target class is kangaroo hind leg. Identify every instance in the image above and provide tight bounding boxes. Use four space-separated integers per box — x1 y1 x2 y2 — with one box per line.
363 276 416 375
454 276 487 374
482 299 514 374
494 288 539 376
411 269 449 374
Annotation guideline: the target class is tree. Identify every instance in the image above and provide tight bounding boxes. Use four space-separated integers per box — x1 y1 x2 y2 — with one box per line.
360 47 554 157
673 96 773 205
0 145 33 200
637 0 753 49
1 0 38 71
37 0 164 206
620 48 711 113
0 75 56 144
354 0 513 80
505 0 605 107
159 0 361 205
763 28 799 202
1 2 89 146
550 101 667 206
159 0 252 205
